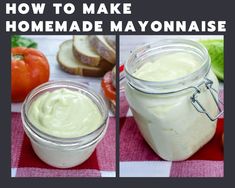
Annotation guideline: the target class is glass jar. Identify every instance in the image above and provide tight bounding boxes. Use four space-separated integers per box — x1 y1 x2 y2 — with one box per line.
21 81 109 168
125 39 223 161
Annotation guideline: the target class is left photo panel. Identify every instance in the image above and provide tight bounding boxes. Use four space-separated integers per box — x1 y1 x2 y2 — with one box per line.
11 35 116 177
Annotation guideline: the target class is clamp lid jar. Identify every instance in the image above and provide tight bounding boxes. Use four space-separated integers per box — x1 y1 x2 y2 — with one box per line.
125 39 223 161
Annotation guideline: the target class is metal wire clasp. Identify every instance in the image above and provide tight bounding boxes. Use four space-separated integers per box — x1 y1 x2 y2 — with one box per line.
190 78 224 121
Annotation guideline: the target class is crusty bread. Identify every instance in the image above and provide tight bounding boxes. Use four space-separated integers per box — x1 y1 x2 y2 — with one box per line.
104 35 116 50
73 35 114 72
57 40 107 77
73 35 101 66
89 35 116 64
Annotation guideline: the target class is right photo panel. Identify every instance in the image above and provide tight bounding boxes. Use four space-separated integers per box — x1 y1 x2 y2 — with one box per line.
119 35 224 177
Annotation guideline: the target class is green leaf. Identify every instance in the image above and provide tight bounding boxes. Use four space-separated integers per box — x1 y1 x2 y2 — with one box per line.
11 35 37 48
199 39 224 81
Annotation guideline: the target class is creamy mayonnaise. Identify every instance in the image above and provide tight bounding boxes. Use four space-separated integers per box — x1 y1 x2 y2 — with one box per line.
28 88 102 138
125 50 219 161
22 82 108 168
133 52 202 81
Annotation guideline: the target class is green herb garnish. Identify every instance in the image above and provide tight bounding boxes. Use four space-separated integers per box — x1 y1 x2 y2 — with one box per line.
11 35 37 48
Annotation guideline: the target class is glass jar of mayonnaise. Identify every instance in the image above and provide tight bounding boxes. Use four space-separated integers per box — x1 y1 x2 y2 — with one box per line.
125 39 223 161
21 81 108 168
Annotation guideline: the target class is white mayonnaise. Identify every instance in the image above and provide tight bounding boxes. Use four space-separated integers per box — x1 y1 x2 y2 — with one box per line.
28 88 102 138
22 82 108 168
133 52 202 81
126 50 219 161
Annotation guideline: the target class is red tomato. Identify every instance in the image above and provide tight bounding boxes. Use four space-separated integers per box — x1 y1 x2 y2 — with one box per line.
11 47 50 102
101 71 116 101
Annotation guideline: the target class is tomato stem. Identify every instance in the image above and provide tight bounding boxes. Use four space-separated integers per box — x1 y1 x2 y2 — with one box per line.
13 54 24 61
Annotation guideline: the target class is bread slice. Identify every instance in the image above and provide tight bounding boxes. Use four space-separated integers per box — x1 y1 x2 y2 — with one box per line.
104 35 116 50
57 40 107 77
73 35 114 71
89 35 116 64
73 35 101 66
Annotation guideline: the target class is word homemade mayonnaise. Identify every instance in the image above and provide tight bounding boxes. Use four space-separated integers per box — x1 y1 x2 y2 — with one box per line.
28 88 102 138
125 40 219 161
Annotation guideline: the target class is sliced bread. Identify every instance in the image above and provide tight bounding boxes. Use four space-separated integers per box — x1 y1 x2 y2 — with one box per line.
89 35 116 64
104 35 116 50
57 40 107 77
73 35 114 71
73 35 101 66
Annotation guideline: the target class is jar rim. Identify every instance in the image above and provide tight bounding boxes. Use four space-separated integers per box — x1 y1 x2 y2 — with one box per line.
21 80 109 146
125 39 211 94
